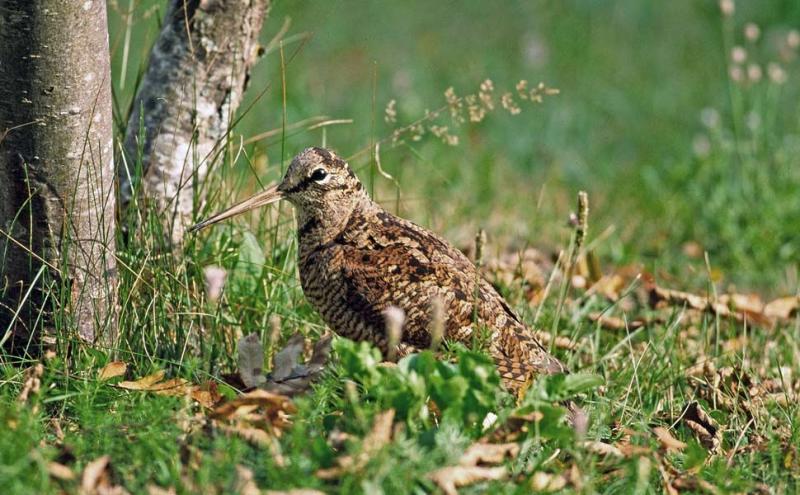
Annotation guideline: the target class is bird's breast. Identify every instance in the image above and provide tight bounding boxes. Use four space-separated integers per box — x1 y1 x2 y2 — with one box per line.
298 245 381 345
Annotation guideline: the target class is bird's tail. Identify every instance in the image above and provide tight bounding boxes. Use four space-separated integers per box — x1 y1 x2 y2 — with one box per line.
491 325 567 391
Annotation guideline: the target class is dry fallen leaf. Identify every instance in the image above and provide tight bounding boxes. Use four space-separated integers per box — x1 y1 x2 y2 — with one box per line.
211 389 296 447
271 333 305 381
190 382 223 409
17 363 44 405
681 402 722 453
718 293 764 315
647 280 797 327
81 455 129 495
117 370 166 391
48 461 75 481
98 362 128 381
146 485 176 495
459 442 519 466
428 466 508 495
116 371 221 409
212 389 295 422
317 409 396 480
763 295 799 320
588 312 646 331
424 439 521 494
265 490 326 495
653 426 687 452
531 330 577 350
587 274 627 301
264 333 332 396
238 333 267 388
530 471 568 492
234 465 260 495
216 424 273 447
582 441 624 458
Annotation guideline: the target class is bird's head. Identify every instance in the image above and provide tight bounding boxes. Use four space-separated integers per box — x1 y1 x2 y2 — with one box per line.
190 147 367 232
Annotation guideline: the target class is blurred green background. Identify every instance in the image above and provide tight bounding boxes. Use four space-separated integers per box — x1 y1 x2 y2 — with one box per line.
109 0 800 293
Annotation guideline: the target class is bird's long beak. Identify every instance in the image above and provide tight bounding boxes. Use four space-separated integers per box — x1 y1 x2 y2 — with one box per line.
189 182 283 232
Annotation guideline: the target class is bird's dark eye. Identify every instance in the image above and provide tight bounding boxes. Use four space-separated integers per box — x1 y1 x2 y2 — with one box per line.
310 168 328 182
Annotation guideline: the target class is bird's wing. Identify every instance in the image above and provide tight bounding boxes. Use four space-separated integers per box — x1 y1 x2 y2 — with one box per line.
337 208 565 378
335 210 478 349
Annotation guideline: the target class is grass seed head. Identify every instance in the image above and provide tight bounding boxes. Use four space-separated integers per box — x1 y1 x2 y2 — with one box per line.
383 306 405 362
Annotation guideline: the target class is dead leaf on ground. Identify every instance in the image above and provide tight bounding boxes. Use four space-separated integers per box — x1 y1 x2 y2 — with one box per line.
116 370 222 409
216 424 273 447
48 461 75 481
17 363 44 405
146 485 176 495
266 490 326 495
582 441 624 458
653 426 687 452
81 455 129 495
647 281 796 327
532 330 578 350
459 442 519 466
763 295 799 320
190 381 223 409
238 333 267 388
428 465 508 495
211 389 296 447
117 370 166 391
586 274 627 301
486 410 544 443
424 439 521 494
234 331 332 395
317 409 396 480
264 333 332 396
588 312 646 331
271 333 306 381
212 388 295 423
681 402 722 453
98 362 128 381
234 465 260 495
718 293 764 315
530 471 569 492
482 247 554 305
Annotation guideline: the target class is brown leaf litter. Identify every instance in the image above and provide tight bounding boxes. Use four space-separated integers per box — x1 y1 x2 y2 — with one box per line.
114 370 222 409
652 426 687 452
317 409 396 480
235 331 333 396
680 402 722 453
98 362 128 381
647 278 797 328
264 333 332 396
211 389 296 447
427 442 519 495
80 455 129 495
17 362 44 405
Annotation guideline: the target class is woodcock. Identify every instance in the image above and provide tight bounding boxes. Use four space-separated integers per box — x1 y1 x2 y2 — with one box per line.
191 147 566 390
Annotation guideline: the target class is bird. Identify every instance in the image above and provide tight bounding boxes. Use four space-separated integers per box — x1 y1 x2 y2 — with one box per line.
191 147 566 392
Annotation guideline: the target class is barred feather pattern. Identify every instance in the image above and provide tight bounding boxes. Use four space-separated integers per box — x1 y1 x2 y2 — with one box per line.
283 147 566 389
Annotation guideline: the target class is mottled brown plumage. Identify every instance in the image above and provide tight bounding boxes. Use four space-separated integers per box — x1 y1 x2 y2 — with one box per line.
192 147 566 390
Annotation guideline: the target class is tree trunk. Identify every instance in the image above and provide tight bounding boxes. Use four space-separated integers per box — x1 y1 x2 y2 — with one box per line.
0 1 118 348
121 0 270 245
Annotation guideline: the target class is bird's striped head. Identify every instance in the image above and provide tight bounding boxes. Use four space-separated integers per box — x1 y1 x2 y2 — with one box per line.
190 147 367 233
278 147 365 209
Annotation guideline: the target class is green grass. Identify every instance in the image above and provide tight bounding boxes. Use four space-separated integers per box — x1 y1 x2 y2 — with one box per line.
2 0 800 493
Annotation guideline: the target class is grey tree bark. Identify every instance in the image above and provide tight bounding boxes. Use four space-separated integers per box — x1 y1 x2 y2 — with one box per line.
121 0 270 244
0 1 118 347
